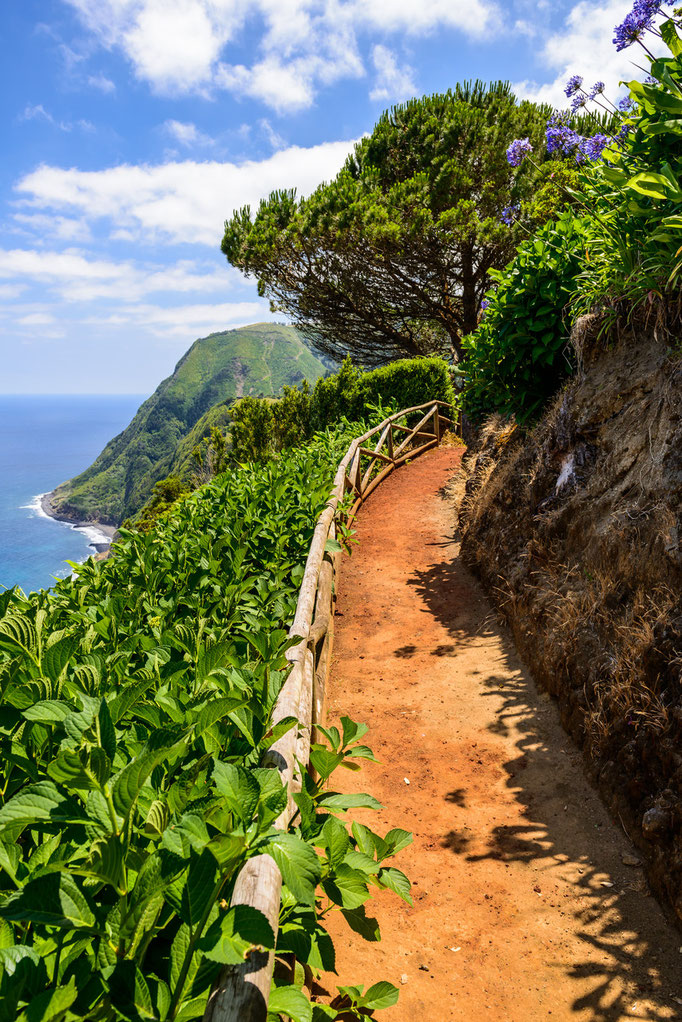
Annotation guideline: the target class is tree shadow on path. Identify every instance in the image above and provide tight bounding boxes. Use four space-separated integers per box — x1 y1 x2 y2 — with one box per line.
407 540 682 1022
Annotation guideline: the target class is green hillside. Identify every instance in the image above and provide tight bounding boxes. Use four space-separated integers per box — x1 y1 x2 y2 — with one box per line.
51 322 330 524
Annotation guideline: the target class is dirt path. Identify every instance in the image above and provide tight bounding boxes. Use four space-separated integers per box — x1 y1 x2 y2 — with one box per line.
322 447 682 1022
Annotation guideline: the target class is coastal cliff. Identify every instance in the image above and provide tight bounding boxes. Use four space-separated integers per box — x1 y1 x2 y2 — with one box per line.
49 322 330 525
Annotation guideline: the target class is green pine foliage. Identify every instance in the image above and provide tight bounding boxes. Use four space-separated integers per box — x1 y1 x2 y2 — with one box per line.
0 424 408 1021
223 83 581 366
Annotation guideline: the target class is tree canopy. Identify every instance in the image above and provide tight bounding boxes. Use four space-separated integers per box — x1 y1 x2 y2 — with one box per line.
222 81 583 365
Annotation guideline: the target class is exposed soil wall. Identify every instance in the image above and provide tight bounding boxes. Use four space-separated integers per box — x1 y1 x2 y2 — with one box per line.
458 319 682 924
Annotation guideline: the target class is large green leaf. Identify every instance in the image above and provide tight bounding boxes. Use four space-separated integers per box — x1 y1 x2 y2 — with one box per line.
21 701 72 725
179 849 219 927
111 743 177 818
265 833 320 906
211 760 260 826
317 792 382 812
15 975 78 1022
0 873 97 932
267 986 312 1022
0 782 86 832
199 904 275 965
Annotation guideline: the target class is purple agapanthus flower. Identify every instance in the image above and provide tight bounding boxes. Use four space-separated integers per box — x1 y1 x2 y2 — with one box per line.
546 114 582 156
501 203 520 226
618 95 635 111
645 73 658 84
564 75 583 97
580 133 609 161
506 137 533 167
589 81 605 99
613 0 663 51
480 299 490 312
571 93 587 111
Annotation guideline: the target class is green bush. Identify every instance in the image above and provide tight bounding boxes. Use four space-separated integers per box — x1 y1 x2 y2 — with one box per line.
0 424 408 1020
571 22 682 326
461 211 589 422
231 356 456 461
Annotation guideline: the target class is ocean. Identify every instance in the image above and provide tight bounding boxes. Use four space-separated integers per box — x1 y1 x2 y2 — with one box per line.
0 395 144 595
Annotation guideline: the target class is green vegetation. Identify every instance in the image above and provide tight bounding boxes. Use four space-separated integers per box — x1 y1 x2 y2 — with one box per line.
0 424 410 1021
51 324 331 525
460 9 682 423
461 213 587 421
223 83 592 366
229 356 455 463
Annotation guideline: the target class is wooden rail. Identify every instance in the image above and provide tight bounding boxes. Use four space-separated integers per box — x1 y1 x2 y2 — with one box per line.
204 400 458 1022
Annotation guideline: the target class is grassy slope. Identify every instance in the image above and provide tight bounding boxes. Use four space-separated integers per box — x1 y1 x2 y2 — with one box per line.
51 323 329 524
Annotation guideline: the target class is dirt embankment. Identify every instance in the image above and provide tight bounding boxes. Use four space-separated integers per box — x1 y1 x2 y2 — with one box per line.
458 319 682 925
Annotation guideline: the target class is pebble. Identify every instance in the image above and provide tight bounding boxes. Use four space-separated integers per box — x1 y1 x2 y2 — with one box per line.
401 974 409 985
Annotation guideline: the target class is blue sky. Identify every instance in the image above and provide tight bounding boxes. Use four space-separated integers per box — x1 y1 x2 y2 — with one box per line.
1 0 646 394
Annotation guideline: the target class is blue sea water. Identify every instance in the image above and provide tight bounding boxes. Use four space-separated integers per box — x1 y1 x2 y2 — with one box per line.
0 395 144 595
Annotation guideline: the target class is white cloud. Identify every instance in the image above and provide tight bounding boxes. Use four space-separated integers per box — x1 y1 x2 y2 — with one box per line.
63 0 499 109
164 119 214 147
127 300 268 337
17 312 57 326
369 45 416 103
87 72 116 93
12 213 93 243
0 248 236 303
20 104 94 133
14 139 356 246
514 0 667 107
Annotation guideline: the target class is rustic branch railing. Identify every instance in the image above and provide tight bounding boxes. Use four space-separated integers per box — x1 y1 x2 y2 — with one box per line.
204 400 458 1022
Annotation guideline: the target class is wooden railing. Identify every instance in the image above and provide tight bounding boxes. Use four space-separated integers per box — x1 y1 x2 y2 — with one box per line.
204 400 457 1022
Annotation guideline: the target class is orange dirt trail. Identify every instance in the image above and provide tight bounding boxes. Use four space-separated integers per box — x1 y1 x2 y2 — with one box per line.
323 447 682 1022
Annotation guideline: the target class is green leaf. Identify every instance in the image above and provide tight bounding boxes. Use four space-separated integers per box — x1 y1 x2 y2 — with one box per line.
376 867 412 904
21 701 72 725
111 742 177 818
179 848 219 927
340 716 368 747
627 171 681 201
42 636 78 685
0 873 97 932
15 975 78 1022
212 760 260 826
267 986 312 1022
170 923 191 989
359 981 399 1010
265 833 320 905
661 17 682 57
308 747 344 782
317 792 382 813
340 906 380 942
174 996 211 1022
195 695 247 736
324 538 343 554
98 698 117 760
322 864 369 911
383 828 412 857
200 904 275 964
321 816 349 870
0 944 40 974
0 781 86 833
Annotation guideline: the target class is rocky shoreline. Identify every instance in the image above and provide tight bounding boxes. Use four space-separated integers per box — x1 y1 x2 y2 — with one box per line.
40 491 117 554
